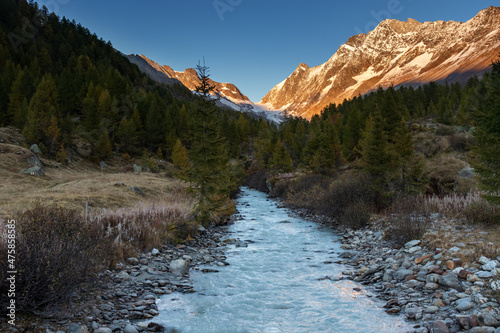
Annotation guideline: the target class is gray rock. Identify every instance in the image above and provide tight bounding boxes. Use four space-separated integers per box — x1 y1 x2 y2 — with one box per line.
151 248 160 256
479 256 491 265
383 269 394 282
130 186 143 195
405 240 421 248
30 144 42 154
456 298 474 311
426 306 439 313
133 164 142 173
470 327 496 333
448 246 461 253
495 328 500 333
482 261 498 271
408 246 422 254
394 269 413 281
405 306 423 320
170 259 189 275
424 282 440 290
123 324 139 333
94 328 112 333
21 166 45 177
477 271 494 278
127 257 139 265
28 154 43 167
479 313 499 327
429 320 450 333
116 271 131 281
66 324 88 333
439 273 464 291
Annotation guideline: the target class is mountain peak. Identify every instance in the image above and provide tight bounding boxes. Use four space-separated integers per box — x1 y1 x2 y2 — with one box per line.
261 7 500 119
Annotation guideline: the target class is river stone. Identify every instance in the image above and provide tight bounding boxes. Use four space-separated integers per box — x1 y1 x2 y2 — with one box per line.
479 256 491 265
426 306 439 313
495 328 500 333
429 320 450 333
405 306 423 320
483 261 498 271
94 328 112 333
170 259 189 275
123 324 139 333
456 298 474 311
478 313 499 327
439 273 464 291
457 316 472 329
425 282 439 290
470 327 496 333
408 246 422 254
383 269 394 282
66 324 88 333
151 248 160 256
127 257 139 265
394 269 413 281
405 240 421 248
477 271 494 278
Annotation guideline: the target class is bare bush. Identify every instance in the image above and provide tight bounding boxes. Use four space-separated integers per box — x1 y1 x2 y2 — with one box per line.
385 194 431 247
340 201 371 229
0 203 107 313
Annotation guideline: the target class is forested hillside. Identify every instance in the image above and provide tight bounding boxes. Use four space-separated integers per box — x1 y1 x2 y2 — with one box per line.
0 0 261 165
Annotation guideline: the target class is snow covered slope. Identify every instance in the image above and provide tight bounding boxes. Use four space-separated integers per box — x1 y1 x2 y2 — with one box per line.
261 6 500 119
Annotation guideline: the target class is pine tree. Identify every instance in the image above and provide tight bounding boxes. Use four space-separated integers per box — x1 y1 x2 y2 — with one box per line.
358 112 395 180
186 61 233 224
471 60 500 203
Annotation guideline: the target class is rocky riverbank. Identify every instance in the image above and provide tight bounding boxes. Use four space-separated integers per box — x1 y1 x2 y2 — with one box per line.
2 224 231 333
293 205 500 333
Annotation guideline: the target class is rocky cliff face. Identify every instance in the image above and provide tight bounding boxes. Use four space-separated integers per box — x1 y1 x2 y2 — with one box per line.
126 54 251 103
261 6 500 119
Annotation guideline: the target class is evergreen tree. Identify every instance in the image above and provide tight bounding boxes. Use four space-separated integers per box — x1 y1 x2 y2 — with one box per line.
471 60 500 203
186 61 233 224
358 112 394 181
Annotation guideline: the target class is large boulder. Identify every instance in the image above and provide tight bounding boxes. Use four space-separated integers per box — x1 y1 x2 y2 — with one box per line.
28 154 43 167
170 259 189 275
20 166 45 177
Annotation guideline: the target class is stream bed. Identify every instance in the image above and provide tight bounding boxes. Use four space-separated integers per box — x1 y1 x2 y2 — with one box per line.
154 187 411 332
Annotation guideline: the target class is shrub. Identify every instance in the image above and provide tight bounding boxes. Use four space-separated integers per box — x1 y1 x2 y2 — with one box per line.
464 201 500 226
340 201 371 229
0 203 107 313
384 194 431 247
449 132 475 152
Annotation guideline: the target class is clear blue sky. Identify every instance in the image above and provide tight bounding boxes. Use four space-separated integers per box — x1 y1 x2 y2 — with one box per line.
44 0 495 102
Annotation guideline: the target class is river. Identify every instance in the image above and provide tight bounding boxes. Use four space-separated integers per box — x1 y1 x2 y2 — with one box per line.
154 187 411 333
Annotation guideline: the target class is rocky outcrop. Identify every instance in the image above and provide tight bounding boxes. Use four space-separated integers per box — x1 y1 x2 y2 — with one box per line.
261 6 500 119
